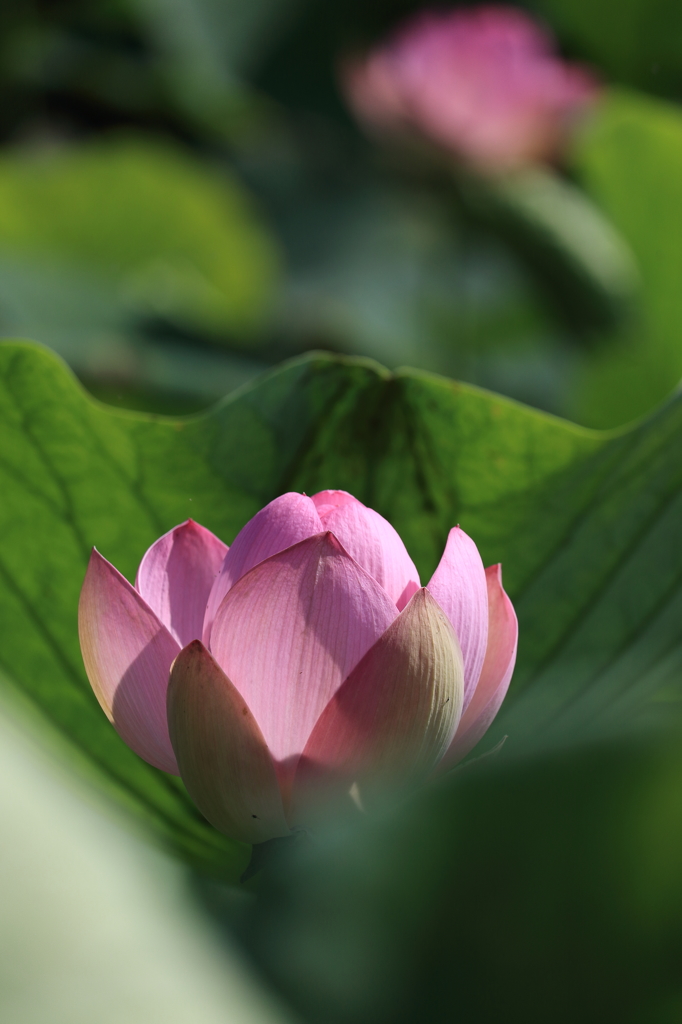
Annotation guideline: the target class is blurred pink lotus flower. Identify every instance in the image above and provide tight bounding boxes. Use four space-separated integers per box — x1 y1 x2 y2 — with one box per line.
79 491 517 843
342 5 598 172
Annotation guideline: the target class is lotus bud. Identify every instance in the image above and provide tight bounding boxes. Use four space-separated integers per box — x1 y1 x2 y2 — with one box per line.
79 491 517 843
341 5 598 173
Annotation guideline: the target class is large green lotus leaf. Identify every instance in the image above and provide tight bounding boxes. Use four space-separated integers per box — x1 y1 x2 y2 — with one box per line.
0 339 681 879
570 89 682 427
0 136 280 339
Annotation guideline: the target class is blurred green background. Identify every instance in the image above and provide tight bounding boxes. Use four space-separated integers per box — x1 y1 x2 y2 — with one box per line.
3 3 682 1022
0 0 681 426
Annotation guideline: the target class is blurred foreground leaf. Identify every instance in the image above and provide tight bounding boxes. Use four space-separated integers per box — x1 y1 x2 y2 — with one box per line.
0 340 682 876
238 731 682 1024
0 689 290 1024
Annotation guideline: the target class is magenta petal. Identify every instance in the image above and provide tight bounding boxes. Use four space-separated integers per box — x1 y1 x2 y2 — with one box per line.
79 549 180 773
167 642 290 843
311 489 362 517
316 500 420 607
209 532 398 774
443 564 517 766
135 520 228 647
292 589 463 818
203 492 322 643
427 526 488 709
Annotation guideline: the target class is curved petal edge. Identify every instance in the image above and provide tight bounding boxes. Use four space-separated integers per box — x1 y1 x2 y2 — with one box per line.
427 526 488 709
167 641 290 844
315 498 420 607
209 532 398 771
135 520 228 647
442 563 517 767
203 493 322 643
292 588 463 820
78 548 180 774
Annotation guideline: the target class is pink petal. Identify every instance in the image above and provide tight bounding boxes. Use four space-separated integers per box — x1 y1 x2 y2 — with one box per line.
167 641 290 843
135 520 228 647
315 500 420 608
442 564 517 766
203 493 322 643
311 489 362 518
427 526 489 709
292 589 463 818
209 533 398 779
78 549 180 774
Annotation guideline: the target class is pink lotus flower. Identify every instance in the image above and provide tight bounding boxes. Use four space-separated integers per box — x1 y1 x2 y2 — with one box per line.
79 491 517 843
342 5 598 172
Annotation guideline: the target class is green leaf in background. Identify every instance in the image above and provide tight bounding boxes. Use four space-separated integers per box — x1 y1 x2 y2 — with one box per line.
130 0 297 128
0 134 280 341
531 0 682 98
455 164 638 336
2 339 682 877
570 89 682 427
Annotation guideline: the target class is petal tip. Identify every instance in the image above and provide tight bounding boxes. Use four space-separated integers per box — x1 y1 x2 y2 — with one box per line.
312 489 361 508
409 585 452 619
405 586 430 608
183 637 207 657
321 530 347 553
